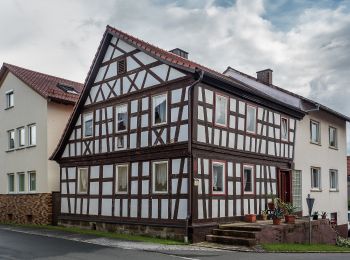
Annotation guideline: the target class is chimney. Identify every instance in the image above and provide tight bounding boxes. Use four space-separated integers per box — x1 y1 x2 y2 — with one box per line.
256 69 273 85
169 48 188 59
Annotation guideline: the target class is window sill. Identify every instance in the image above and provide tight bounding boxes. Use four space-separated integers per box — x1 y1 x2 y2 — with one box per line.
27 144 37 148
4 106 14 110
329 189 339 192
310 141 321 146
16 147 26 151
310 189 322 192
6 149 15 153
329 146 338 150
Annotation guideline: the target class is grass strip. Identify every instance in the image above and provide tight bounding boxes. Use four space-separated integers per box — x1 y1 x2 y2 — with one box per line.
262 243 350 252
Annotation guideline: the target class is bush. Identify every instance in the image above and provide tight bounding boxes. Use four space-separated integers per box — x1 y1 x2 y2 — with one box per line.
337 237 350 248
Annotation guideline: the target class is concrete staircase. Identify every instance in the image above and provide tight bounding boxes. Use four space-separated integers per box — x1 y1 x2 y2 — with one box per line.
205 224 261 247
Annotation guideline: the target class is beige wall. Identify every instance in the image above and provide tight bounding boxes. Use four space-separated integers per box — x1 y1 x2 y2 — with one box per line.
294 110 347 225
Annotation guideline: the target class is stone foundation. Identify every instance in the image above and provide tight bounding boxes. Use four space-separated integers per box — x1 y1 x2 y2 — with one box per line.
0 193 53 225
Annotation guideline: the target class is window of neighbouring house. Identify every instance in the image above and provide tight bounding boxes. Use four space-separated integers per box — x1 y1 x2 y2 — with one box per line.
243 165 254 194
116 104 128 132
310 120 320 144
17 127 25 147
281 117 288 141
116 164 128 193
8 130 15 149
246 105 257 133
311 167 321 190
329 126 337 148
17 172 25 192
78 168 88 193
329 169 338 191
28 171 36 192
212 162 225 194
28 124 36 146
215 94 228 126
152 94 167 126
152 161 168 193
8 173 14 193
6 90 14 109
83 112 93 138
292 170 302 211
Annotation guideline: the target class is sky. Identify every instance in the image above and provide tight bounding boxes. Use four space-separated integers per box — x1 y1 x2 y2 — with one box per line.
1 0 350 150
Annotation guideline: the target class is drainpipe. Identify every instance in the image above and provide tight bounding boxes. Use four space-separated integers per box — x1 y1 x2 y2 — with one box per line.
185 68 204 243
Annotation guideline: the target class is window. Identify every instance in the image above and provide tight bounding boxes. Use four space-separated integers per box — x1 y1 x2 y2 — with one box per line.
57 83 78 95
28 171 36 192
215 94 228 126
78 168 88 193
281 117 288 141
310 120 320 144
212 162 225 194
117 136 125 149
8 174 14 193
329 127 337 148
152 94 167 125
116 164 128 193
83 112 93 138
18 172 25 192
243 165 254 194
6 90 14 108
246 105 256 133
311 167 321 190
18 127 25 147
117 58 127 75
292 170 302 211
329 169 338 191
8 130 15 149
152 161 168 193
28 124 36 146
116 104 128 132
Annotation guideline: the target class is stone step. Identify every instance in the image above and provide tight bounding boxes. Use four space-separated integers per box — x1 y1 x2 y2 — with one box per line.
212 229 257 238
219 224 262 232
206 234 257 247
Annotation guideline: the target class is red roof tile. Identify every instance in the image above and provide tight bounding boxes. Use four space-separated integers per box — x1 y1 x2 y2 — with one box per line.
0 63 83 104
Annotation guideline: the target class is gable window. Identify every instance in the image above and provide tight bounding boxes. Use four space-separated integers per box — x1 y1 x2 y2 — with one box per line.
28 124 37 146
329 126 337 148
215 94 227 126
246 105 257 133
18 172 25 192
6 90 14 108
116 104 128 132
329 169 338 191
243 165 254 194
281 117 288 141
83 112 93 138
310 120 320 144
152 94 167 125
8 173 15 193
18 127 25 147
117 58 127 75
8 130 15 149
28 171 36 192
116 164 128 193
311 167 321 190
152 161 168 193
78 168 88 193
212 162 225 194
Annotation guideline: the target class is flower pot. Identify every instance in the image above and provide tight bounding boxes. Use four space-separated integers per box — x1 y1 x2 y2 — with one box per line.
273 218 281 225
285 215 296 224
321 216 327 220
261 214 268 221
245 214 257 223
268 202 275 210
312 215 318 220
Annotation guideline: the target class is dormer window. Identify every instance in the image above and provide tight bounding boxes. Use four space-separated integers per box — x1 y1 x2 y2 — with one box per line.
57 83 79 95
6 90 14 109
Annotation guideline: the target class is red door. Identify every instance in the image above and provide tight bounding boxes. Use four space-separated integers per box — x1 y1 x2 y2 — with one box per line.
279 170 292 203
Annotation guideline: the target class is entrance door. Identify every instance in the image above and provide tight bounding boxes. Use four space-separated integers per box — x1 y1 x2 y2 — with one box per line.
279 170 292 203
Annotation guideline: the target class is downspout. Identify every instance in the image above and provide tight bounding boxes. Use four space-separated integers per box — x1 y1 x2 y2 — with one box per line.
185 68 204 243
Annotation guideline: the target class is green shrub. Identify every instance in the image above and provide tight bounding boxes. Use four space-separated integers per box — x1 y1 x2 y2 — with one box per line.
337 237 350 248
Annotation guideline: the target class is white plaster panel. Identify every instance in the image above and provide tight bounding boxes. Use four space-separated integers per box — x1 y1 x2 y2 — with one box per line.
61 168 66 180
141 114 148 127
142 162 149 176
103 165 113 178
69 182 75 194
204 89 213 104
171 88 182 104
67 168 76 179
131 162 138 177
144 73 160 88
127 57 140 71
103 45 114 62
244 199 249 215
238 117 245 131
251 138 256 152
172 159 181 174
229 115 236 129
230 98 236 112
114 199 120 217
76 198 81 214
212 199 218 218
183 158 188 173
181 178 188 194
203 159 209 175
228 162 233 177
142 97 149 111
177 199 187 219
198 200 203 219
214 128 220 146
204 179 209 194
236 164 241 176
122 199 128 217
245 136 250 151
206 108 213 123
90 182 99 195
130 133 137 149
141 199 149 218
269 111 273 123
257 107 263 120
102 182 113 195
220 200 225 217
101 199 112 216
197 125 206 143
221 130 227 147
131 181 138 195
168 68 185 81
236 182 241 195
198 87 203 101
197 158 202 174
171 107 179 122
239 101 245 115
94 66 107 83
228 132 235 148
228 181 233 195
208 127 212 144
236 199 241 216
237 134 244 150
261 139 266 153
198 106 204 121
268 141 275 155
182 105 188 121
141 131 148 147
152 199 158 219
89 199 99 215
61 198 68 213
76 142 81 156
250 199 254 214
228 200 234 217
134 51 157 65
131 100 138 113
150 64 168 81
61 183 67 194
142 180 149 195
172 179 178 194
161 199 168 219
130 199 137 218
117 39 135 52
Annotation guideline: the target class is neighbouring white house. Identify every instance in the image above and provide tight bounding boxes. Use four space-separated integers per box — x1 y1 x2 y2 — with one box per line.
224 67 349 237
0 63 83 224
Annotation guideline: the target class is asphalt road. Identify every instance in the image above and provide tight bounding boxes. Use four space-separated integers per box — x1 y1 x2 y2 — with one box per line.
0 228 350 260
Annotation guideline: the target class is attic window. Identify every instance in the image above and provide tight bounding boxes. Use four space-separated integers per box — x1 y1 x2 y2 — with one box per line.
117 58 127 75
57 83 78 95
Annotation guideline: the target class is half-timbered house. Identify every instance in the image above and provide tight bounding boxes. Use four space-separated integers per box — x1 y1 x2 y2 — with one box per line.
51 25 306 242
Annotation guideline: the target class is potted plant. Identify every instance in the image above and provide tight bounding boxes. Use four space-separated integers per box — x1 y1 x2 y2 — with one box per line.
245 214 257 223
261 209 268 221
321 211 327 220
283 203 297 224
267 193 276 210
272 208 284 225
312 211 319 220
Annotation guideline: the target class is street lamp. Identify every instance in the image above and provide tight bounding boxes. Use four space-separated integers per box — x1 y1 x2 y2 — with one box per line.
306 194 315 244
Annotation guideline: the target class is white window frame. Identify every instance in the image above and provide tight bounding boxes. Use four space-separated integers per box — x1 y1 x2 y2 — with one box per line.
83 112 93 138
152 161 168 194
281 117 289 141
246 105 257 134
329 126 337 148
329 169 338 191
311 167 321 191
28 124 37 146
212 161 226 195
115 164 129 194
8 129 15 150
17 172 26 193
116 104 128 132
77 168 89 194
214 93 228 127
28 171 36 192
7 173 15 193
152 93 167 126
5 90 14 109
17 127 25 147
243 165 255 194
310 120 320 144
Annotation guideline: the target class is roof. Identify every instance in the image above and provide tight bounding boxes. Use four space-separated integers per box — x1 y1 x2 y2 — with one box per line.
0 63 84 104
223 66 350 122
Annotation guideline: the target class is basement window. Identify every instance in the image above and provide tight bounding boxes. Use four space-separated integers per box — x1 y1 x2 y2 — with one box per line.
117 58 127 75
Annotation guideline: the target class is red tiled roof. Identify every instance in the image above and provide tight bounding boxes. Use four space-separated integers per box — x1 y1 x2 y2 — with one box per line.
0 63 83 104
347 156 350 176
